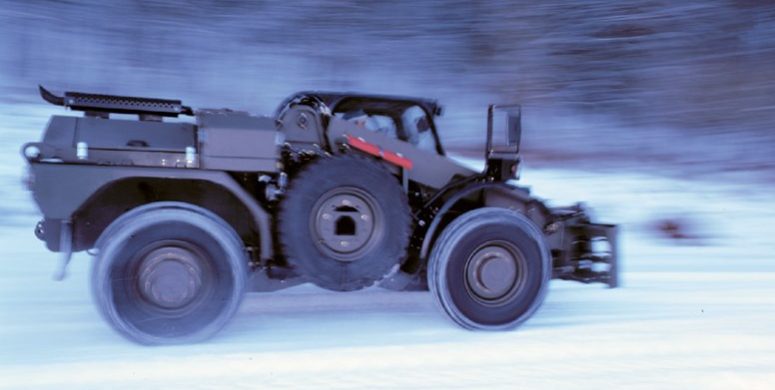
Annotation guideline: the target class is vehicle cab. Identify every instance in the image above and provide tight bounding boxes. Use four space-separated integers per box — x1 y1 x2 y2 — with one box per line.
276 91 446 155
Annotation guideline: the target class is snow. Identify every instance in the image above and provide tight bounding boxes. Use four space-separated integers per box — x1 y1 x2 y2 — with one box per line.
1 107 774 389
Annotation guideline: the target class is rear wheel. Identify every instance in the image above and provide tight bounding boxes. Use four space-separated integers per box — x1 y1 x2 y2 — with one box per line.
91 202 247 344
428 207 550 330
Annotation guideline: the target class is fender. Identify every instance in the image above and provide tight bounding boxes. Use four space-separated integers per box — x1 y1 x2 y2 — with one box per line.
419 181 533 260
29 163 273 259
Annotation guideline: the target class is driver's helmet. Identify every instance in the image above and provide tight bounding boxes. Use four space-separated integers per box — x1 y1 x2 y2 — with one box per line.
343 109 368 128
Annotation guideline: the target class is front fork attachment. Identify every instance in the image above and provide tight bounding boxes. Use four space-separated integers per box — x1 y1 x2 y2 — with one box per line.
556 223 619 288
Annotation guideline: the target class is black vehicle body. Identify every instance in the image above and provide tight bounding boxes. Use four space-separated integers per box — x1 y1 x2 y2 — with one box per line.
23 86 618 344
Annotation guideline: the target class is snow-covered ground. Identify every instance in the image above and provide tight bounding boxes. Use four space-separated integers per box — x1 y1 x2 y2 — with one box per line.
1 105 773 389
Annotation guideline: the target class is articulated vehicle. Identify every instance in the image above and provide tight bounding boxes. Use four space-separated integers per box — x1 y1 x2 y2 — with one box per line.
22 86 618 344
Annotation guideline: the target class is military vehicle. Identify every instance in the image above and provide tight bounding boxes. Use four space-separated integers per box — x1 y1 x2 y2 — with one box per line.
22 86 618 344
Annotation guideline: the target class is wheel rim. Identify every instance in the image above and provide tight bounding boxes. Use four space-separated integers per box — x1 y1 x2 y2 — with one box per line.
133 241 210 313
137 246 203 309
311 187 381 262
464 241 527 305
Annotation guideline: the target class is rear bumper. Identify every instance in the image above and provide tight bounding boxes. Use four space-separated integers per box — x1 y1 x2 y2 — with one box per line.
34 218 66 252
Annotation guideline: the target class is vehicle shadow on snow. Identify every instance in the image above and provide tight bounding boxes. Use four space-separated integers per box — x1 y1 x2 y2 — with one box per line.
213 284 592 350
214 282 655 348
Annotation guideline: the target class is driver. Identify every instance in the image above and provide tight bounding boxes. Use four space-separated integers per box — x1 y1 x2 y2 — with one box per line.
342 109 369 129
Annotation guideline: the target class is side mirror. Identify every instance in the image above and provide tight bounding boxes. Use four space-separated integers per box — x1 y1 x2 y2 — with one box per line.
485 104 522 181
486 104 521 157
507 109 521 152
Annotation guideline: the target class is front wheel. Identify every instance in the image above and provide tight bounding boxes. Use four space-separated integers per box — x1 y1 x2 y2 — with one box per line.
91 202 247 345
428 207 551 330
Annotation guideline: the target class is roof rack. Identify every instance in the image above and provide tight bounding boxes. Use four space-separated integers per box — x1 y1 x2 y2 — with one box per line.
39 85 193 118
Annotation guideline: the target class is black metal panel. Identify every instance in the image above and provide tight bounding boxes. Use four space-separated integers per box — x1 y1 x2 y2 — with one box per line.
196 111 280 172
76 116 196 152
39 85 193 117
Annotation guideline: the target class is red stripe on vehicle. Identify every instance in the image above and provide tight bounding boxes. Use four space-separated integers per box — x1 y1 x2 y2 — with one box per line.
382 150 413 170
345 135 414 170
346 135 381 156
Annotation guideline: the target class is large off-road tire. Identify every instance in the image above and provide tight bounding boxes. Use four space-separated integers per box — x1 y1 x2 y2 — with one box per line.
428 207 551 330
91 202 247 345
279 155 412 291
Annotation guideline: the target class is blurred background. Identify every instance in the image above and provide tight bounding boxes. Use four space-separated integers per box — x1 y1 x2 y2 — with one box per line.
1 0 774 180
2 4 775 385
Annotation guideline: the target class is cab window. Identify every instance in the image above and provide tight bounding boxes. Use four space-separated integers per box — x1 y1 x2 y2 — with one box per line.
400 106 437 153
335 104 439 153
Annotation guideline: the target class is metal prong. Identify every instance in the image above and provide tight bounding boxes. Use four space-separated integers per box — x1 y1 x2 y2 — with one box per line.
53 220 73 281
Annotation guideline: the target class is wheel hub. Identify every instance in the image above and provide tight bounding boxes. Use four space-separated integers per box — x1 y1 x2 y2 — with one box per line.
466 244 521 302
138 246 204 309
312 189 378 261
